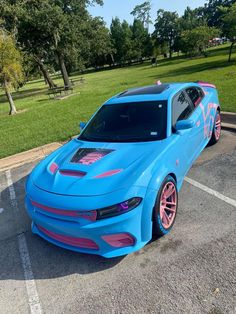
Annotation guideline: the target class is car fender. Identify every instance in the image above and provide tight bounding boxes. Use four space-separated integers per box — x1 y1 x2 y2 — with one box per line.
139 163 178 243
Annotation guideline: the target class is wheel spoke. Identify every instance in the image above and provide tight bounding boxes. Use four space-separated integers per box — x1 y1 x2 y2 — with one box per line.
164 186 175 199
163 206 176 213
165 201 176 206
162 209 170 225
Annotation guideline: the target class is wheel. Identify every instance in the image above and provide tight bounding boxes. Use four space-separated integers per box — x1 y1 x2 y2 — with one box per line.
153 175 178 236
209 110 221 145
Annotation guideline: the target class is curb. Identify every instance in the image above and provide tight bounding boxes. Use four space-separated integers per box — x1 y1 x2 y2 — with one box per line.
221 111 236 116
221 122 236 133
0 142 62 172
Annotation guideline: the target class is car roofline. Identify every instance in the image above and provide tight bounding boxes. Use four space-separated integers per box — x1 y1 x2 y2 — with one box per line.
104 82 200 105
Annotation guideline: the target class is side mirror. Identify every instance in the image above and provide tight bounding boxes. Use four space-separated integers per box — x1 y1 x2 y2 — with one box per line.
175 119 194 131
79 122 87 131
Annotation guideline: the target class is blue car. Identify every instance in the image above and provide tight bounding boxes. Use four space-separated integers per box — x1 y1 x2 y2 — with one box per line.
25 81 221 258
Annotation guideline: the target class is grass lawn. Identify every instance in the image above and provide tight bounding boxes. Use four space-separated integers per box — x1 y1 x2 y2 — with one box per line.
0 44 236 159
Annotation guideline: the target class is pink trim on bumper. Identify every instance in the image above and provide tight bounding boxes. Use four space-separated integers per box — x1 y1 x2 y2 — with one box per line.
37 225 99 250
102 233 135 248
31 200 97 221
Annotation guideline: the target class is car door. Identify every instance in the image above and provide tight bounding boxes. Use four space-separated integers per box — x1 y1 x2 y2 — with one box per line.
185 86 205 153
171 90 201 167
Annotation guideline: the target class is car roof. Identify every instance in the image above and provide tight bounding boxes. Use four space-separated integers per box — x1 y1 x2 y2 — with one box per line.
105 82 199 105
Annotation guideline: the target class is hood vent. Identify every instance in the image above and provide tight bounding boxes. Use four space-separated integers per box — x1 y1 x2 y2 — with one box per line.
71 148 114 165
59 170 86 177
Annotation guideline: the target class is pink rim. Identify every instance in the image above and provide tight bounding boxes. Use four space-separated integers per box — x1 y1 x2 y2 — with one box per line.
215 112 221 141
159 182 177 229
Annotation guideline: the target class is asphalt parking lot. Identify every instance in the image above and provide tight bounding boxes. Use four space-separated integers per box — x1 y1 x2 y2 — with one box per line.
0 130 235 314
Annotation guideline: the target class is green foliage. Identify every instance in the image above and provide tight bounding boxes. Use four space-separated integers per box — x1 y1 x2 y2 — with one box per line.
130 1 152 29
204 0 235 28
221 3 236 40
179 6 207 31
0 0 105 76
84 17 113 68
153 10 180 58
131 19 152 60
0 30 23 89
110 18 133 64
180 26 219 56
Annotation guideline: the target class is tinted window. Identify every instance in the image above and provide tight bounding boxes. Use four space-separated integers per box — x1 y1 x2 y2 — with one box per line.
186 87 204 107
79 101 167 142
172 92 194 127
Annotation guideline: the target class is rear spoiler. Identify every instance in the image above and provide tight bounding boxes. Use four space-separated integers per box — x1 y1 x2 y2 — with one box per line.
195 81 216 89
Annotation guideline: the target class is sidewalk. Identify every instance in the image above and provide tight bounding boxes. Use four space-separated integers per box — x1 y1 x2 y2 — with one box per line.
0 142 62 172
0 112 235 172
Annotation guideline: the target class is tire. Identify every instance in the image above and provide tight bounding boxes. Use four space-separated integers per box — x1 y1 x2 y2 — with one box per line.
209 110 221 145
153 175 178 236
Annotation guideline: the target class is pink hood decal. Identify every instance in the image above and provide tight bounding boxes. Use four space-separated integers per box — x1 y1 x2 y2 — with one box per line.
71 148 114 165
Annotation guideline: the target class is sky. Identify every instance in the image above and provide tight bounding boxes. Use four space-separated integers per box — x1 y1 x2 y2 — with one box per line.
88 0 207 32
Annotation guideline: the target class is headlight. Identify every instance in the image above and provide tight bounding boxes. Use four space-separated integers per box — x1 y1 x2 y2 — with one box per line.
96 197 142 220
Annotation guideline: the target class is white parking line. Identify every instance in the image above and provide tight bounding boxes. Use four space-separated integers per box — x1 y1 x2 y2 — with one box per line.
6 170 42 314
6 170 18 212
185 176 236 208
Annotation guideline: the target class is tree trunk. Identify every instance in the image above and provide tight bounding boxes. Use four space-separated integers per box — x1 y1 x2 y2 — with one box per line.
4 83 17 115
34 56 57 88
56 51 71 88
228 42 235 62
169 39 172 59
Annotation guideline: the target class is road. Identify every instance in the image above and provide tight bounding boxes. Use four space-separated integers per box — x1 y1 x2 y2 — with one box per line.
0 130 235 314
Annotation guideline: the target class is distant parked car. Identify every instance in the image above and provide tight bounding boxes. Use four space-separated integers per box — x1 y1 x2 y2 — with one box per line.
25 81 221 258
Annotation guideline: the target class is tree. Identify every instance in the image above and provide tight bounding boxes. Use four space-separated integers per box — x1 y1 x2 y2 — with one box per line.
221 3 236 62
110 18 133 65
204 0 235 28
153 10 179 58
0 0 103 88
0 30 23 115
180 26 219 56
131 19 152 60
179 6 207 31
85 17 113 68
130 1 152 30
0 0 57 88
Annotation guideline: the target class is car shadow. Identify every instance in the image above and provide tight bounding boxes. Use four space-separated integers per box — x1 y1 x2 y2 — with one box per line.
0 174 125 281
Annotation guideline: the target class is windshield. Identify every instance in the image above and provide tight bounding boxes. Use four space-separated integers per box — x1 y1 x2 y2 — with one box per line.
79 101 167 143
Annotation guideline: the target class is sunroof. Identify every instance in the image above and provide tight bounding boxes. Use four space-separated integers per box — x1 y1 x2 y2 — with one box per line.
118 84 169 97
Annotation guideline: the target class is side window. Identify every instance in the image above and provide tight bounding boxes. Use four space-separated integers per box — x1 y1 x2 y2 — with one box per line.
172 91 195 127
186 87 204 107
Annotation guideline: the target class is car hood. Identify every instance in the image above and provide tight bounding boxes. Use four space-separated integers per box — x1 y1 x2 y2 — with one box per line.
31 138 166 196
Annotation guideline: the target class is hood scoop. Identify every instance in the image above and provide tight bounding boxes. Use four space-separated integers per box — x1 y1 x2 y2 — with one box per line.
70 148 114 165
59 170 86 177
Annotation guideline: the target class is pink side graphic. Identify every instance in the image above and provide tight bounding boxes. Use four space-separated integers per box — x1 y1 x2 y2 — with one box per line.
199 102 218 138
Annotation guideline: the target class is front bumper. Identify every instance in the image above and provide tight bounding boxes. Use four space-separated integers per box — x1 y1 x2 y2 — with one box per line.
25 181 156 258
